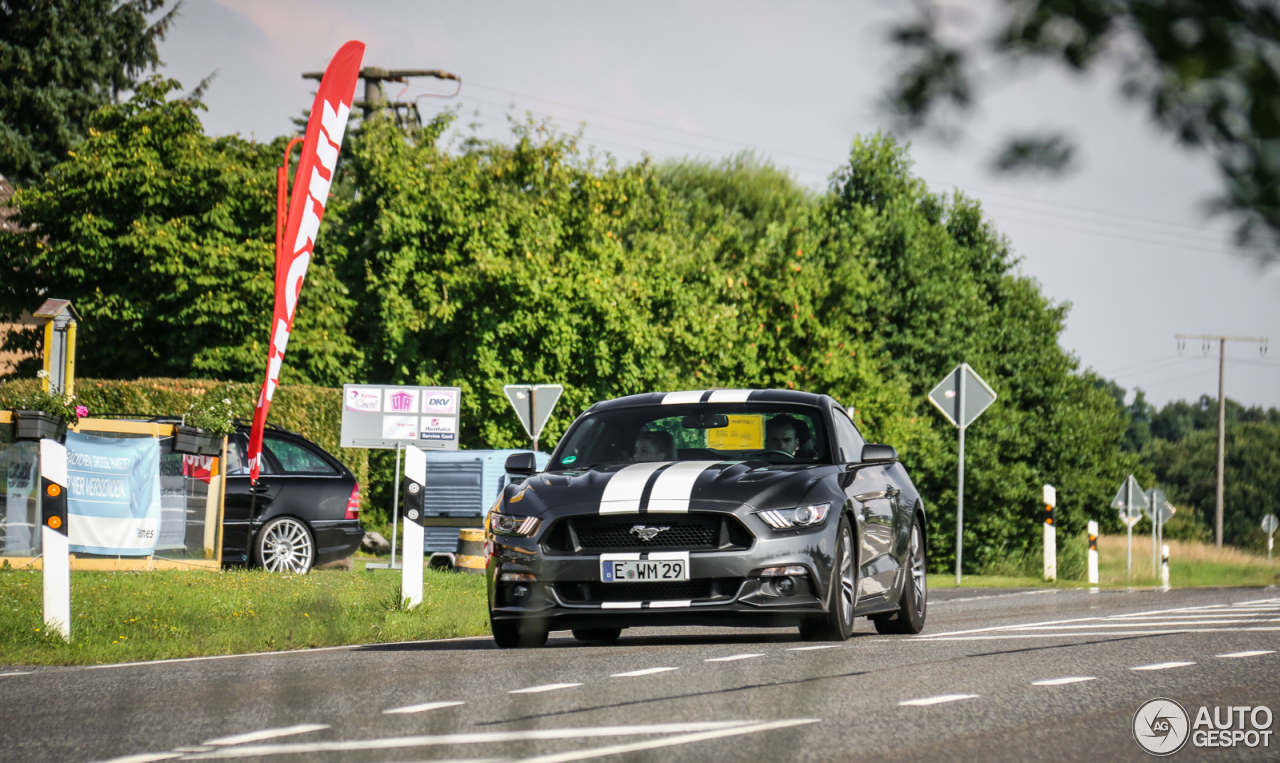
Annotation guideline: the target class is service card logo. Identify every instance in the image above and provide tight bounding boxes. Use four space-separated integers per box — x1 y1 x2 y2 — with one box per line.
384 388 419 414
422 389 458 415
419 416 457 441
344 386 381 412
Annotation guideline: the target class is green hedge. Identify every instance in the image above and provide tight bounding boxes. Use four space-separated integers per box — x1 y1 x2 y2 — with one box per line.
0 378 368 491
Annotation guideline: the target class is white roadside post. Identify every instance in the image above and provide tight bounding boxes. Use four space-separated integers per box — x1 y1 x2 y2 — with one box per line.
1042 484 1057 582
927 364 997 586
1087 520 1099 587
1263 515 1278 564
401 445 426 609
40 438 70 641
1161 544 1170 592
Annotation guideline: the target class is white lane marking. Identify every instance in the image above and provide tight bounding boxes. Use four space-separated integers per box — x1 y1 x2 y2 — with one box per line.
203 724 330 746
383 700 466 715
91 754 183 763
612 667 679 677
1131 661 1196 671
934 590 1060 605
173 748 215 753
648 461 718 513
0 671 33 676
911 627 1280 641
1032 676 1097 686
916 599 1280 639
510 683 583 694
707 389 753 403
514 718 820 763
179 721 757 760
994 619 1280 630
705 653 764 662
788 645 842 651
599 462 673 514
662 390 706 405
1217 650 1275 658
899 694 979 706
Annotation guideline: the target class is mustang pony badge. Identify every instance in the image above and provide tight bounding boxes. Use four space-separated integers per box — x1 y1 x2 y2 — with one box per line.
630 525 671 542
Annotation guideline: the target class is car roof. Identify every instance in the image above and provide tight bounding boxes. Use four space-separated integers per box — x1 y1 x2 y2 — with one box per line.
587 389 835 412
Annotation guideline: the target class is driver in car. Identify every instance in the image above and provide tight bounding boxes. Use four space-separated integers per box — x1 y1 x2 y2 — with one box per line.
765 415 810 456
633 430 675 462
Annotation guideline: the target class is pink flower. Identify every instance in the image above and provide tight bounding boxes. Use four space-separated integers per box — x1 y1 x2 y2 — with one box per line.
75 405 89 418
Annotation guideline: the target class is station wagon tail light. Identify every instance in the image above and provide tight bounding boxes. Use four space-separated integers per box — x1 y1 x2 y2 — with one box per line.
345 482 361 519
490 511 540 536
757 502 830 529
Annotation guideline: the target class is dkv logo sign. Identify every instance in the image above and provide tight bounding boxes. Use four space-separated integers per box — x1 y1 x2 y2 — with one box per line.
422 390 457 414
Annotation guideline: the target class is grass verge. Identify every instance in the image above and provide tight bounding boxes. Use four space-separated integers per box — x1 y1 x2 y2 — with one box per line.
0 565 489 667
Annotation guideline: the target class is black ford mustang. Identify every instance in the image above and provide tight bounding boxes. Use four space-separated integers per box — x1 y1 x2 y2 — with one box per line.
486 389 928 648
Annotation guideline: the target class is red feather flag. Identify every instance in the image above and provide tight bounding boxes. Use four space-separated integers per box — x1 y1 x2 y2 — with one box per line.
247 41 365 481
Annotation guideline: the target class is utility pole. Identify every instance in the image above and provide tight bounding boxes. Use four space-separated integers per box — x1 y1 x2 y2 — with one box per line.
1175 334 1268 547
302 67 460 126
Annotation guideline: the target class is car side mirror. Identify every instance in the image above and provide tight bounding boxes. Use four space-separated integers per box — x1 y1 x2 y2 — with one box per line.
860 443 898 464
504 452 538 476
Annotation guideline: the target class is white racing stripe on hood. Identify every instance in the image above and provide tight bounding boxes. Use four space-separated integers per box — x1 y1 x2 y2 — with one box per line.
599 462 673 514
648 461 719 513
708 389 752 403
662 390 706 404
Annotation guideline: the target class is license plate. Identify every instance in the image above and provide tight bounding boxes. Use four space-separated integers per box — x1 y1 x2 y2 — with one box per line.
600 552 689 583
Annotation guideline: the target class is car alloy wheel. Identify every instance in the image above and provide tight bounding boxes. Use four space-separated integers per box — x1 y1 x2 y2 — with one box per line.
875 516 927 634
256 517 314 574
799 515 856 641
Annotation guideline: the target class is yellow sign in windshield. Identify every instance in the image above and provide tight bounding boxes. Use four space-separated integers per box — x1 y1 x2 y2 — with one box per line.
706 415 764 450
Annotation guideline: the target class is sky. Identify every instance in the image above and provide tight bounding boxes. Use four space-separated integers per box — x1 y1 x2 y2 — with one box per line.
156 0 1280 410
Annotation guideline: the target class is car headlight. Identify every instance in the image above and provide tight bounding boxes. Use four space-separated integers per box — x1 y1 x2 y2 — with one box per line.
490 511 541 536
757 503 830 529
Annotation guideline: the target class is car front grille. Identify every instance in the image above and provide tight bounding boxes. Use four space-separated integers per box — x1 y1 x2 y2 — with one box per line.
555 579 744 604
541 513 753 554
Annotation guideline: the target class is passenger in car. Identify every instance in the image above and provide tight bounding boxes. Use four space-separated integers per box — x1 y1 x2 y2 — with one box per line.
633 430 675 462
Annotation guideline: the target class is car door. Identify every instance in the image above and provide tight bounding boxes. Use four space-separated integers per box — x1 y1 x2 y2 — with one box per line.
221 433 284 564
832 409 897 598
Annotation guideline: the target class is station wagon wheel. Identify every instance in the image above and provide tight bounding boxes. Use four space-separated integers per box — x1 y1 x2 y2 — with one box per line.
255 517 315 574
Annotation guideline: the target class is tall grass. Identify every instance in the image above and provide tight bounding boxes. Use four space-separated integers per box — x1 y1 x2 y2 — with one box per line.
0 565 489 666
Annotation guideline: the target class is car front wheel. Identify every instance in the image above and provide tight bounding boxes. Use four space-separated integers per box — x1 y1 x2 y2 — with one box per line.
254 517 315 574
799 515 856 641
874 516 927 634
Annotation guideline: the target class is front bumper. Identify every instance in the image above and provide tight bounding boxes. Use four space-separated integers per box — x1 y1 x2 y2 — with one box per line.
488 514 835 630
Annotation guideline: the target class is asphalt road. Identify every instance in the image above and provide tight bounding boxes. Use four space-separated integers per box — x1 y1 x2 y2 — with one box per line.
2 586 1279 763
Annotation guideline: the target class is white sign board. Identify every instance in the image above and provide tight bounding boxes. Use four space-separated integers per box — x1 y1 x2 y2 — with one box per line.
340 384 462 450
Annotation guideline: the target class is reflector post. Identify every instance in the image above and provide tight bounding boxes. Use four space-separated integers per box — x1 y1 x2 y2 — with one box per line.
401 445 426 609
40 439 70 641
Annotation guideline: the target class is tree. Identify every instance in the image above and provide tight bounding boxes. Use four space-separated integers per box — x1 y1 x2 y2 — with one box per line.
0 0 178 185
0 78 359 384
885 0 1280 261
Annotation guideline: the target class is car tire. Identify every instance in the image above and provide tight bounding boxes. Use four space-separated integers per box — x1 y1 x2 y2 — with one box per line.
799 515 857 641
572 627 622 643
253 517 315 574
491 614 549 649
874 516 928 635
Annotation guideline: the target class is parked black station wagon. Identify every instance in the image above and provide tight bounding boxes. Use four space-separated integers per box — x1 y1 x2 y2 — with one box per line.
222 424 363 573
486 388 929 648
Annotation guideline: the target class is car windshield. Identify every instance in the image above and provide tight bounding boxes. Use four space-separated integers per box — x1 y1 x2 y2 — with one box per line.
549 403 831 469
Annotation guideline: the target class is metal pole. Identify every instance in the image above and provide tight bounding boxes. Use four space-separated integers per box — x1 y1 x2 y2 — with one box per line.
530 386 538 452
1216 338 1226 548
955 366 966 586
1151 495 1158 575
390 442 402 568
1126 477 1132 582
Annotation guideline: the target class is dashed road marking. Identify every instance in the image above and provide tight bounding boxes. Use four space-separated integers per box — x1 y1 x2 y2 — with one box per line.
510 683 583 694
611 667 679 677
514 718 822 763
203 724 330 746
91 754 183 763
0 671 33 677
1216 650 1275 658
787 645 842 651
383 700 466 714
1131 661 1195 671
898 694 979 706
1032 676 1096 686
178 721 761 759
705 653 764 662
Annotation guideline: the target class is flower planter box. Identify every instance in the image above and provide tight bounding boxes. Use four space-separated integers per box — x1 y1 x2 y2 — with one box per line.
173 425 224 456
13 410 67 442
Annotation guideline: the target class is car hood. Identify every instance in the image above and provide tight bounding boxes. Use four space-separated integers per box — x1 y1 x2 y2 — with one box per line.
501 461 836 516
